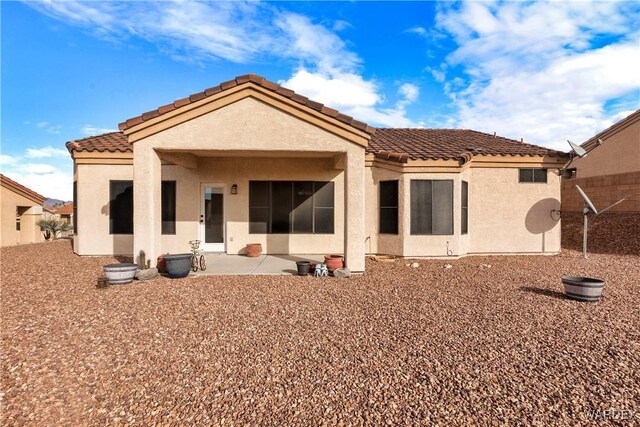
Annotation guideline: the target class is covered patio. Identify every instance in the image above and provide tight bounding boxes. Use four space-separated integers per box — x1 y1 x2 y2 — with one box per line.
193 253 326 275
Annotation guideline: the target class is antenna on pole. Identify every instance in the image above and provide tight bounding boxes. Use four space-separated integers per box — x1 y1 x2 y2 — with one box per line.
575 185 628 259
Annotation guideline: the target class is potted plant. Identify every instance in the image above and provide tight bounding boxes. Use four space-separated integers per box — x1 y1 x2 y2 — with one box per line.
246 243 262 257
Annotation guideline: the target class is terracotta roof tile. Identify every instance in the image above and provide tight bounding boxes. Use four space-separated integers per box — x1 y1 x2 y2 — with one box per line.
117 74 375 134
66 132 131 154
189 91 206 102
368 129 566 161
0 174 46 205
55 203 74 215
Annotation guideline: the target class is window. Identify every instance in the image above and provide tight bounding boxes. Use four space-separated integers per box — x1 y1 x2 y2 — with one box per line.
16 208 20 231
519 168 547 183
73 182 78 234
161 181 176 235
461 181 468 235
379 180 398 234
410 180 453 235
109 180 133 234
249 181 334 234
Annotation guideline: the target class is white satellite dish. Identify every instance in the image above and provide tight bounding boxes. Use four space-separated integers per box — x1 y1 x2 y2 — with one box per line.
567 140 588 158
575 185 628 258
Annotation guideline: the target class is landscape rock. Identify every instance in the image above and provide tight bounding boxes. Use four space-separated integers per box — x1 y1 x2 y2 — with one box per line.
443 264 453 269
333 268 351 278
135 268 159 281
410 262 420 268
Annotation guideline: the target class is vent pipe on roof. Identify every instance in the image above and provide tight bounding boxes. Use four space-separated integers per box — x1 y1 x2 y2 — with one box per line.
493 132 496 138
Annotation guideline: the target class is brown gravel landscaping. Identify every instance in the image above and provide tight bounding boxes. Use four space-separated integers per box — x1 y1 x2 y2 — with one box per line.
2 240 639 426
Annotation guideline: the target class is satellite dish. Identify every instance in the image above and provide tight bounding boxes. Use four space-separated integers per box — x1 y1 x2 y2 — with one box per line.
567 140 587 158
576 185 598 214
575 185 629 259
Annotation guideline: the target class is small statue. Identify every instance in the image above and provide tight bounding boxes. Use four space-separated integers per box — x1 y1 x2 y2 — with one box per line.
314 263 329 277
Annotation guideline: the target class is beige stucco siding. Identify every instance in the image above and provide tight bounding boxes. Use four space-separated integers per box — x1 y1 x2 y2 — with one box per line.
1 186 44 247
365 166 403 256
571 117 639 178
74 164 134 255
469 168 561 254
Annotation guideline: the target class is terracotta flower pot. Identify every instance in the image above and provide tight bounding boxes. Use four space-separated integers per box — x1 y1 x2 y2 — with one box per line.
246 243 262 257
324 255 344 272
157 255 167 273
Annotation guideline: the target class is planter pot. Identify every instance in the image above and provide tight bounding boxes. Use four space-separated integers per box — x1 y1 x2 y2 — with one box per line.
562 276 605 302
324 255 344 272
246 243 262 257
164 254 192 278
157 255 167 273
103 263 137 285
296 261 310 276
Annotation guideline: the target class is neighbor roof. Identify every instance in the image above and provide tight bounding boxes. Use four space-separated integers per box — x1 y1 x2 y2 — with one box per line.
55 203 74 215
368 128 566 161
581 109 640 153
118 74 375 134
0 174 46 205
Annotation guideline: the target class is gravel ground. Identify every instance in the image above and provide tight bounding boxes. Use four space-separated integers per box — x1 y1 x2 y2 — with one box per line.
562 212 640 256
2 240 639 426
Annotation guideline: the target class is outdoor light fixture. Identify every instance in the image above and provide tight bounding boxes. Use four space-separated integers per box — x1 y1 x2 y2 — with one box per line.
231 184 238 194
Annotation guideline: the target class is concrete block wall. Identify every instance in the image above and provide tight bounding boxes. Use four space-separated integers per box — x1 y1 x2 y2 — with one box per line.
561 171 640 212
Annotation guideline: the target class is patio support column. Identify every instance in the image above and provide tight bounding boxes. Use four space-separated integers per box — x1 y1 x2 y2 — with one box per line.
344 150 366 273
133 144 162 268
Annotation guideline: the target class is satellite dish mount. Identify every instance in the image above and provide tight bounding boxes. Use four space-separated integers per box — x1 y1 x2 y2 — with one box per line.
575 185 628 259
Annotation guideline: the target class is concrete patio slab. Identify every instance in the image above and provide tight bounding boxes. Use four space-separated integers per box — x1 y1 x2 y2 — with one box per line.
195 254 327 275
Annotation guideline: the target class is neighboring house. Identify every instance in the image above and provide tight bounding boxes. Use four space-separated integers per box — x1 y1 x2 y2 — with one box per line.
0 174 46 247
562 109 640 213
48 203 74 238
66 74 567 272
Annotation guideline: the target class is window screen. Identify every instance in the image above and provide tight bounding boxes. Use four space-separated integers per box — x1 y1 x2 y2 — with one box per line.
379 180 398 234
249 181 334 234
411 180 453 235
109 180 133 234
461 181 468 235
161 181 176 235
519 168 547 183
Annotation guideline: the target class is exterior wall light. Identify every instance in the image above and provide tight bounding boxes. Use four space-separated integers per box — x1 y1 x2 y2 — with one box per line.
231 184 238 194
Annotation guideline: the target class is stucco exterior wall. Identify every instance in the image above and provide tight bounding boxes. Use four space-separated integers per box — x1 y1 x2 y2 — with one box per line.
570 117 639 179
74 164 134 255
365 166 403 256
469 168 561 254
1 186 44 247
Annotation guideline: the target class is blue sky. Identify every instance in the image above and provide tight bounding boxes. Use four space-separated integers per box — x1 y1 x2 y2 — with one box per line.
2 1 639 200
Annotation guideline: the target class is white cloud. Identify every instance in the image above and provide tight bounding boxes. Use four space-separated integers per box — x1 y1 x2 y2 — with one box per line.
26 146 69 158
81 125 119 136
31 121 62 134
405 26 428 37
3 169 72 201
0 154 18 165
29 1 418 128
435 1 640 150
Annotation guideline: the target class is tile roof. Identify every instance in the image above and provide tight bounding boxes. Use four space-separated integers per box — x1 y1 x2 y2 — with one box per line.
368 128 566 161
65 128 567 162
118 74 376 134
54 203 74 215
0 174 46 205
66 132 131 154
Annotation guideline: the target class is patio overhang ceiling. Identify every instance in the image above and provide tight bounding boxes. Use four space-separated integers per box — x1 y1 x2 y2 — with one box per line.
121 79 372 148
156 149 345 170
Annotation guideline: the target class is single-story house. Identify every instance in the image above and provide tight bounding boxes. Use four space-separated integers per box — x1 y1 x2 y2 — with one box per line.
562 109 639 213
66 74 567 272
0 174 46 247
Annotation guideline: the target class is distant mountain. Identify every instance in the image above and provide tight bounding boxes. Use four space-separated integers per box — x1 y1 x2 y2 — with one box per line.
44 198 71 208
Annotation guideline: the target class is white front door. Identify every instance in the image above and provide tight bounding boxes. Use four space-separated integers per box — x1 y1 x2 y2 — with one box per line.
200 184 225 252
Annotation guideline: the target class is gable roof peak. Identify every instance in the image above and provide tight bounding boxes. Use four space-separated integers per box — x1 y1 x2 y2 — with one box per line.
118 74 376 135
